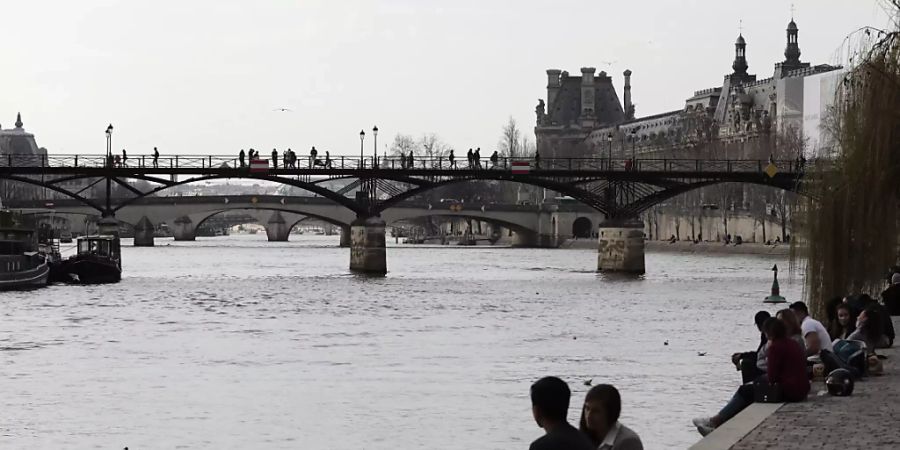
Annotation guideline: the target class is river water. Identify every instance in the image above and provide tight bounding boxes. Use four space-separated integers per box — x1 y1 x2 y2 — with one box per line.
1 235 802 449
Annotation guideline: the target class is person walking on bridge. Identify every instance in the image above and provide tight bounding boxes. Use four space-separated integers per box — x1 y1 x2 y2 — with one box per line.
399 151 406 169
490 150 499 169
121 149 128 167
534 150 541 170
448 149 456 169
324 151 332 169
466 148 474 169
152 147 159 168
474 147 482 169
310 146 318 168
272 148 278 169
407 152 414 169
239 149 246 168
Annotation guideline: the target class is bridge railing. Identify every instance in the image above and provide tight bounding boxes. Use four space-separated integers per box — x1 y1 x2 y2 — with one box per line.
0 153 807 174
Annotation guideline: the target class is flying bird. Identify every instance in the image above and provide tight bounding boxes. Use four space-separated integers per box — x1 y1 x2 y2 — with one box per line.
273 107 293 112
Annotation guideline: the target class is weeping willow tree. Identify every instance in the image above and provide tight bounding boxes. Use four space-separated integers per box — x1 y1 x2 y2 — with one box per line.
791 1 900 319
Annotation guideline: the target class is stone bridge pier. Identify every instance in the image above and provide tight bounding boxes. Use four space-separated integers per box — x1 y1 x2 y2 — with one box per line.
264 211 291 242
173 215 197 241
134 216 155 246
349 216 387 275
597 218 646 274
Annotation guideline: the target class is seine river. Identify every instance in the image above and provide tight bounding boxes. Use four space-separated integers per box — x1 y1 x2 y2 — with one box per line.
1 234 801 449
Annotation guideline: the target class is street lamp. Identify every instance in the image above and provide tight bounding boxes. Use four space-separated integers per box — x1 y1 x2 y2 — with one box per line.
359 129 366 168
630 128 637 162
105 124 113 166
606 132 613 167
372 125 379 168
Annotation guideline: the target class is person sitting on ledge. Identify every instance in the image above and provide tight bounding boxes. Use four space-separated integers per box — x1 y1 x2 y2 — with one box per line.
693 318 809 436
847 305 889 352
776 308 807 356
731 311 770 384
579 384 644 450
789 301 834 357
528 377 593 450
829 302 857 340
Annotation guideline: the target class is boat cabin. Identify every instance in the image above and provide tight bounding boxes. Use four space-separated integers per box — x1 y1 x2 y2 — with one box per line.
77 235 121 260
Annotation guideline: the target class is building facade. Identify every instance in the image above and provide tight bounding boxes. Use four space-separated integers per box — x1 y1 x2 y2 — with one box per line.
535 19 844 161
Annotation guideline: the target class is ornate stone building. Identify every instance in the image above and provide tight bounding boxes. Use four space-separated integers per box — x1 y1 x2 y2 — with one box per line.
0 113 50 201
535 19 843 160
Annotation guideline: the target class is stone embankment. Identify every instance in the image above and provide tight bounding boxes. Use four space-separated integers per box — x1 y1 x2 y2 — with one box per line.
560 239 790 256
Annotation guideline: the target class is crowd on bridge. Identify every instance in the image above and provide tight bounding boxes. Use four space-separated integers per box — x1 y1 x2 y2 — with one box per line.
526 266 900 449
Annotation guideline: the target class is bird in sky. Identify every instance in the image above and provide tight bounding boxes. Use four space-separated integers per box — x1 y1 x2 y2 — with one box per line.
273 107 293 112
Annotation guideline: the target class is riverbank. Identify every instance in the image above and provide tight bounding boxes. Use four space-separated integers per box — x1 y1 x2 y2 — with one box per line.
560 238 790 256
692 317 900 449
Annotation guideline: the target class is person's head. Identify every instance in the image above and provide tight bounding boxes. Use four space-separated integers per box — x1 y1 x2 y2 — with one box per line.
530 377 571 428
836 303 856 328
826 296 844 322
579 384 621 444
789 301 809 320
776 308 802 337
754 310 771 332
857 306 884 339
764 317 787 341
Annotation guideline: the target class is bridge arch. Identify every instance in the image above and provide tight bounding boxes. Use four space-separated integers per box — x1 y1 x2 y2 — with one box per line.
572 217 593 238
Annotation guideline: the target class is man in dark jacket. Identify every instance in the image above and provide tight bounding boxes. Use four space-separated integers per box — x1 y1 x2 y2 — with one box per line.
883 273 900 317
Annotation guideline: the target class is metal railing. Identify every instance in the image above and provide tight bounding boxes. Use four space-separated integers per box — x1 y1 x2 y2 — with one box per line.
0 153 810 174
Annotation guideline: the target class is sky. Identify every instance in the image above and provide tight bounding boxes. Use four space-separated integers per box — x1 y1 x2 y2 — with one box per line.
0 0 892 158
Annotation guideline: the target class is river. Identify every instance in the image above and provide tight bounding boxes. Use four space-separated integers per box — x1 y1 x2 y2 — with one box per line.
1 234 802 449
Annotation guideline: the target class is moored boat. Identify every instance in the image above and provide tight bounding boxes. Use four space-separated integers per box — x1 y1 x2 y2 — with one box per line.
50 235 121 284
0 211 50 290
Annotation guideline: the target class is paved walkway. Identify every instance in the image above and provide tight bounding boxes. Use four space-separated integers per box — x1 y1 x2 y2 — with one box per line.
729 317 900 450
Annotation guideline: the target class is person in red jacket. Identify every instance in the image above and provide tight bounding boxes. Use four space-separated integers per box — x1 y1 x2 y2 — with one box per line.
693 318 809 436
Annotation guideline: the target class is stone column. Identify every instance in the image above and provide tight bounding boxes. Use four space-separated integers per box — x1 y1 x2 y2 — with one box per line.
98 216 120 236
511 230 538 247
172 215 196 241
339 226 351 247
265 211 291 242
349 216 386 274
133 216 155 247
598 218 646 274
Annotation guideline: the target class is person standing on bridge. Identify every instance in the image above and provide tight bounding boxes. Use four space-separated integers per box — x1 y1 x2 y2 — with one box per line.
272 148 278 169
121 149 128 167
534 150 541 170
474 147 482 169
448 149 456 169
239 149 246 168
310 146 318 168
324 151 332 169
490 150 499 169
466 148 474 169
153 147 159 168
399 151 406 169
407 151 413 169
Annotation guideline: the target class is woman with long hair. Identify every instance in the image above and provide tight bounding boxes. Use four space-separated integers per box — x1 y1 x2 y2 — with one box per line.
848 306 887 352
776 308 807 356
579 384 643 450
829 303 857 340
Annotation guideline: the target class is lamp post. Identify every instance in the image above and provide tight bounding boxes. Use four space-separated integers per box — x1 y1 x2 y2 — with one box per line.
606 132 613 168
630 128 637 162
372 125 379 168
105 124 113 166
359 129 365 168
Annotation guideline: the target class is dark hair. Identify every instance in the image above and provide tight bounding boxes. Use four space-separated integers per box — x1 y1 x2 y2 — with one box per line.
530 377 570 422
825 296 844 323
754 310 772 329
578 384 621 444
789 301 809 316
764 317 787 340
776 308 802 337
861 306 884 341
829 303 858 339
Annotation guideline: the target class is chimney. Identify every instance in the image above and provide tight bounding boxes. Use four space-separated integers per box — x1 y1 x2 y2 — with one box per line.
580 67 596 120
546 69 562 114
623 70 634 120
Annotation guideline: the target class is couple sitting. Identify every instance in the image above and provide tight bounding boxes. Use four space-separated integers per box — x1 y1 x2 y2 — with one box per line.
529 377 643 450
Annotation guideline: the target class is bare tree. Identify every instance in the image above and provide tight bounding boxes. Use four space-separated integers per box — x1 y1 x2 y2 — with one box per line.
389 133 419 157
520 134 535 158
498 116 522 158
419 133 449 160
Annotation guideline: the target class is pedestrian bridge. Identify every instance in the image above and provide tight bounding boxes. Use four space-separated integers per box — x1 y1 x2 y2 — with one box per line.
11 195 604 248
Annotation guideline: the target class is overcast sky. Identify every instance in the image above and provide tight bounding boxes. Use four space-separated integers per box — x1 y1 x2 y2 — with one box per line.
0 0 891 157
